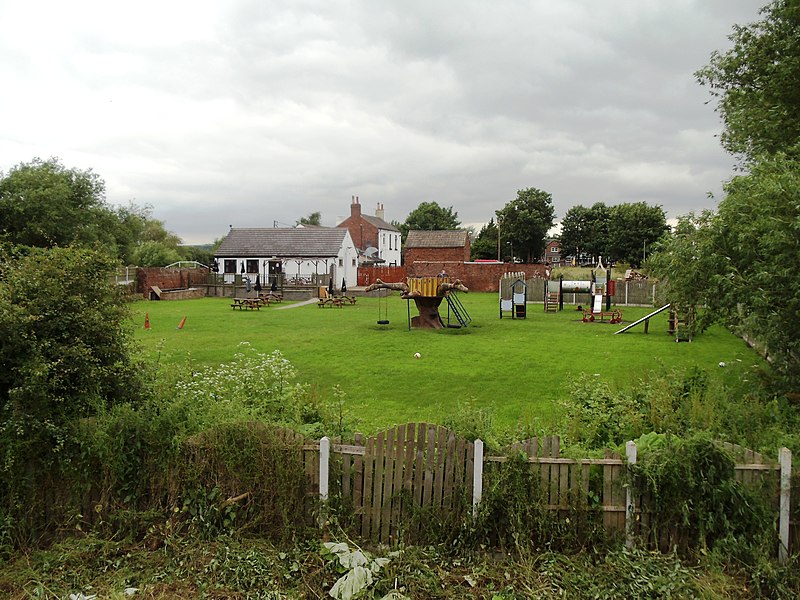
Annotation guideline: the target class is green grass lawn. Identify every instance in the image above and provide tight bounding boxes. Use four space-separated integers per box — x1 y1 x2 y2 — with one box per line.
131 293 762 434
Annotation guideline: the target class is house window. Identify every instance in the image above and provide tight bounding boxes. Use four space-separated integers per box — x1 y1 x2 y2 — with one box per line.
352 258 357 267
246 259 259 273
224 259 237 274
387 234 391 251
551 247 559 254
339 258 343 267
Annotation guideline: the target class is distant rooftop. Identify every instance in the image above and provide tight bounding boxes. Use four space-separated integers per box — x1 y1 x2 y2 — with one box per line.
405 230 469 248
215 228 348 257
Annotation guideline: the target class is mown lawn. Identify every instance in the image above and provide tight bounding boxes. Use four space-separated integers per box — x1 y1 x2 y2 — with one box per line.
131 293 762 434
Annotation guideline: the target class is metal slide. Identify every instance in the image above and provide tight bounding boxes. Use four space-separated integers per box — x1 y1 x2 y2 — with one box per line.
614 303 671 334
445 292 472 327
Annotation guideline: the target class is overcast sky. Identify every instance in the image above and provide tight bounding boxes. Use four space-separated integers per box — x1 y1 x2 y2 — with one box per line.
0 0 764 244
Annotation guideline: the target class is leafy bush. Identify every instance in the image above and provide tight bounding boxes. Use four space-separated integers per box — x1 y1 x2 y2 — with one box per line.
0 245 144 547
560 367 800 457
631 434 773 555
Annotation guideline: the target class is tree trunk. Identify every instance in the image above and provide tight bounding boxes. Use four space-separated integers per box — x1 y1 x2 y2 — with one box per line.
411 297 445 329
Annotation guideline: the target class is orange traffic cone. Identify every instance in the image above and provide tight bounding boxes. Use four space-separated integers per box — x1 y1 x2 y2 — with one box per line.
177 316 187 330
144 313 151 330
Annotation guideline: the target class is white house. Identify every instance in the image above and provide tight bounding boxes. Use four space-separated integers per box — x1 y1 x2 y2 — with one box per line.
214 227 358 289
336 197 401 267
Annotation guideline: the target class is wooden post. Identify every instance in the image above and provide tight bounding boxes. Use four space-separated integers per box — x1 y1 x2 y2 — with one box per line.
779 447 791 564
472 439 484 519
625 441 637 549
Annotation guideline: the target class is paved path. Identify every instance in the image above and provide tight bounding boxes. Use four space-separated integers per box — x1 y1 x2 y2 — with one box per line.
276 298 319 309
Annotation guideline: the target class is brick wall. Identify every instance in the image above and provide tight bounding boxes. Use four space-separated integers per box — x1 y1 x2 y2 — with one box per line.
136 267 209 298
408 261 549 292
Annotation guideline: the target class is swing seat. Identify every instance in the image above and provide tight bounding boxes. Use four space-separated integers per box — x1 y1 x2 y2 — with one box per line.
377 319 390 325
447 323 461 329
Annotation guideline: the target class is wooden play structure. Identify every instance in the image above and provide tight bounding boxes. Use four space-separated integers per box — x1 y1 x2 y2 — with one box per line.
499 274 527 319
582 292 623 324
669 305 696 342
365 277 471 329
545 263 615 313
544 279 561 312
614 303 695 341
614 304 671 335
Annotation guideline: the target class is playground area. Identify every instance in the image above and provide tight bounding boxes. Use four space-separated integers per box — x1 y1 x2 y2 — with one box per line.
132 292 761 432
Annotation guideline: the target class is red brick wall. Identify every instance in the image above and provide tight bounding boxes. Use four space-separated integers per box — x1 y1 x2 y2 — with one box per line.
408 261 549 292
136 267 209 298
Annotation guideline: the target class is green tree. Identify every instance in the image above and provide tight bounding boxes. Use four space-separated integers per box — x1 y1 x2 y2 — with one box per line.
132 240 183 267
298 211 322 226
559 204 613 263
0 245 144 513
470 219 499 260
496 188 555 263
399 201 460 243
179 244 215 266
607 202 669 266
559 205 589 262
648 154 800 387
0 157 107 248
696 0 800 161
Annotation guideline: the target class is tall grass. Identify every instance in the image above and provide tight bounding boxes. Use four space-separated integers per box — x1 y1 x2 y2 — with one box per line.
131 293 764 435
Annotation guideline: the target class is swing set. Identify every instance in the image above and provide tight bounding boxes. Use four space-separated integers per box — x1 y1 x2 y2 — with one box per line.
376 289 390 325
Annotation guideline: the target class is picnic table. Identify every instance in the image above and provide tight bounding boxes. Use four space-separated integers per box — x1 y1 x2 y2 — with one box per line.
317 298 344 308
260 292 282 303
231 298 262 310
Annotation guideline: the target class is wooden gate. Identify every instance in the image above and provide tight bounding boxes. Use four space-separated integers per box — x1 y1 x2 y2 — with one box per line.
340 423 473 543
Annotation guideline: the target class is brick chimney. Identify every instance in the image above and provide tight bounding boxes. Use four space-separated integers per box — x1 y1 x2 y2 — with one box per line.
375 203 385 221
350 195 361 218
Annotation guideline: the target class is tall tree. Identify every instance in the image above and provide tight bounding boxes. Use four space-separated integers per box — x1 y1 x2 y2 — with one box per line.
607 202 669 266
0 157 107 248
648 155 800 387
696 0 800 161
470 219 499 260
496 188 555 263
559 205 590 262
399 202 460 244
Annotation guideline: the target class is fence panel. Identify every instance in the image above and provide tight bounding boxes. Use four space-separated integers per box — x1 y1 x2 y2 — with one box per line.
358 266 407 286
320 428 793 553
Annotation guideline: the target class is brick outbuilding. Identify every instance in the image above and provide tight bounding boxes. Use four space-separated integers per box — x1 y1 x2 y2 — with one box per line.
404 230 471 264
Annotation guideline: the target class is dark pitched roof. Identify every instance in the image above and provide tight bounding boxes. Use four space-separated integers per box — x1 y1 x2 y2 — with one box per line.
215 228 348 258
405 230 469 248
361 215 399 232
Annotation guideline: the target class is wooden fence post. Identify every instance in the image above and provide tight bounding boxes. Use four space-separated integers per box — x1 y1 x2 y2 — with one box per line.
625 441 637 549
472 439 484 519
779 447 791 564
